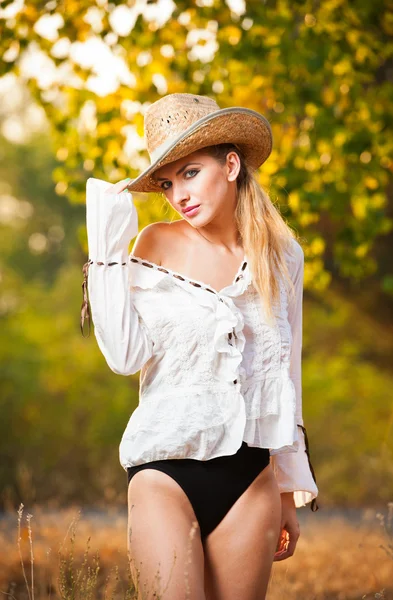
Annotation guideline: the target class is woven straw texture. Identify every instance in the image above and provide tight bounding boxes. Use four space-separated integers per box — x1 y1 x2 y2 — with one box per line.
126 93 273 194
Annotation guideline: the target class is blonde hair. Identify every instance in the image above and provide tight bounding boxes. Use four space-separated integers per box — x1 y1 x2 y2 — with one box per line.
200 143 300 326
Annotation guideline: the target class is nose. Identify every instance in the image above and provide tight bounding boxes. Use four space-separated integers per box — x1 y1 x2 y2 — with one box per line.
171 180 190 209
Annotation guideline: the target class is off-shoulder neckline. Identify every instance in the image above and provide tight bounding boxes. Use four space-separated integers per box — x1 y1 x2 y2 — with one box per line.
129 253 248 296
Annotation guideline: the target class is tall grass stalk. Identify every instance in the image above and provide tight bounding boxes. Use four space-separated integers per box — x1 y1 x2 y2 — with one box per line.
17 503 33 600
377 501 393 560
57 512 100 600
26 513 34 600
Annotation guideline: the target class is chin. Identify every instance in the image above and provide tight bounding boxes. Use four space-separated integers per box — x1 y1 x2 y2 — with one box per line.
186 215 207 227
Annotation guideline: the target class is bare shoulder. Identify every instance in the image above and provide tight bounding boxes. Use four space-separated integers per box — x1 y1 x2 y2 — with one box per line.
131 220 184 264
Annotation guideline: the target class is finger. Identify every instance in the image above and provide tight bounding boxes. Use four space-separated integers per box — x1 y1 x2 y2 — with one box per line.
105 179 132 195
274 527 299 561
274 543 296 561
273 549 290 562
286 525 300 557
275 529 287 552
273 541 289 561
274 538 290 561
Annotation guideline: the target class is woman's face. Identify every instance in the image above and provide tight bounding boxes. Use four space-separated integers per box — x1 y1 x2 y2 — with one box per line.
152 149 240 228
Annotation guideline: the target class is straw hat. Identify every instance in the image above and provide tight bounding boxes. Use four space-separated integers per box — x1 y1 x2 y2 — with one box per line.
125 93 273 193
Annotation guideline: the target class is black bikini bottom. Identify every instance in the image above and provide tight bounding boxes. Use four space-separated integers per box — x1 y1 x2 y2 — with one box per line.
126 441 271 541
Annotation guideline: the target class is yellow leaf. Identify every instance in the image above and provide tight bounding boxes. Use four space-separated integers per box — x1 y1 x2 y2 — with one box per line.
288 191 300 212
317 140 331 154
382 10 393 35
322 87 335 106
355 46 369 63
305 103 318 117
310 237 325 255
252 75 265 89
275 175 287 188
358 106 371 121
294 156 305 169
346 30 360 46
351 196 367 220
264 35 280 47
370 193 386 208
355 243 370 258
299 212 319 226
332 59 352 76
364 176 379 190
333 132 347 147
220 26 242 45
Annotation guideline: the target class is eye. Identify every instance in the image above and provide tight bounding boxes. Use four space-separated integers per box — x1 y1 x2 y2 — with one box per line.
160 168 200 191
185 168 199 178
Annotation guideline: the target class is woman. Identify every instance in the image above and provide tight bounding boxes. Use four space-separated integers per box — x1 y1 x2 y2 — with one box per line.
81 93 319 600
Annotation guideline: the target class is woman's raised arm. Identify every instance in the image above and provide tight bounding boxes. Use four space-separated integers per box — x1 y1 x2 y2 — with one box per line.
81 177 154 376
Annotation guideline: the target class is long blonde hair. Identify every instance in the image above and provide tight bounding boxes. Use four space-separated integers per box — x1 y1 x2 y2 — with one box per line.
203 143 300 326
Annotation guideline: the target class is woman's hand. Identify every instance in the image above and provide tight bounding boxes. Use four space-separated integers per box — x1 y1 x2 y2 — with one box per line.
105 178 133 195
273 492 300 561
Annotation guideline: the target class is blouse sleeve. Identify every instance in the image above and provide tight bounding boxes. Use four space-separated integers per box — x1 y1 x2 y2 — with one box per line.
80 177 154 376
270 240 320 511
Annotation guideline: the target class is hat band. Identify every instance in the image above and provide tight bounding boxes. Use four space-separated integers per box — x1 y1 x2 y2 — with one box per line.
149 130 186 163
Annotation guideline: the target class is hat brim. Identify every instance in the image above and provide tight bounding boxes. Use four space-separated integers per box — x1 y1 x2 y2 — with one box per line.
125 107 273 193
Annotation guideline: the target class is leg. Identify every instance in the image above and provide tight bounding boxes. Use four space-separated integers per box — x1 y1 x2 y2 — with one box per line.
127 468 206 600
203 463 281 600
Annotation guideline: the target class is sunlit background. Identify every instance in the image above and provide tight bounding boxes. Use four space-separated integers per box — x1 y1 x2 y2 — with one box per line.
1 0 393 598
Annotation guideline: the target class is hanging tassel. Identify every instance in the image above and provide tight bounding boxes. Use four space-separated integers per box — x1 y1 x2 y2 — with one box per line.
80 259 93 338
297 424 320 512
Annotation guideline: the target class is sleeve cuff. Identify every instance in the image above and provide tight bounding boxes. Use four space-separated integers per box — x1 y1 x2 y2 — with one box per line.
270 425 319 511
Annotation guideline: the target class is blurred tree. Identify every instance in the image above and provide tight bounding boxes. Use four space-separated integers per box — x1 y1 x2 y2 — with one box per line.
0 0 392 510
0 130 140 510
1 0 392 291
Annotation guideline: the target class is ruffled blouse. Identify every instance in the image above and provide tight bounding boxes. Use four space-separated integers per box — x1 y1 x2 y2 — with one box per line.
81 177 319 511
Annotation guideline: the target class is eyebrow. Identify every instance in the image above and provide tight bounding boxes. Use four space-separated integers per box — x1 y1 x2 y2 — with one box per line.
154 162 203 182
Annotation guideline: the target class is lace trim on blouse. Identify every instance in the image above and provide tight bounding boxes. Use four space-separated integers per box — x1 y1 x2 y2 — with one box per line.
80 254 248 336
129 254 248 295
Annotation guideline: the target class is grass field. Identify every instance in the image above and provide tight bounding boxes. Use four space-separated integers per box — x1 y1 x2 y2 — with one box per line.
0 503 392 599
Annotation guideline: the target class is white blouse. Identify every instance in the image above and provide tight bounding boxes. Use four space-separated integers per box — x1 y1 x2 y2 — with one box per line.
81 177 319 511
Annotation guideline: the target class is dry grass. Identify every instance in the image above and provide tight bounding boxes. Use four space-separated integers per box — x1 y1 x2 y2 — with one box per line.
0 503 392 600
267 506 393 600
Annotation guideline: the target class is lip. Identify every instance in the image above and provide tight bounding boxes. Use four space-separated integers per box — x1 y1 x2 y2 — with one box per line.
182 204 201 216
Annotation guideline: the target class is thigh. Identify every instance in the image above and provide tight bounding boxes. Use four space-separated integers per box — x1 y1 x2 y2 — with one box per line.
203 463 281 600
127 468 206 600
